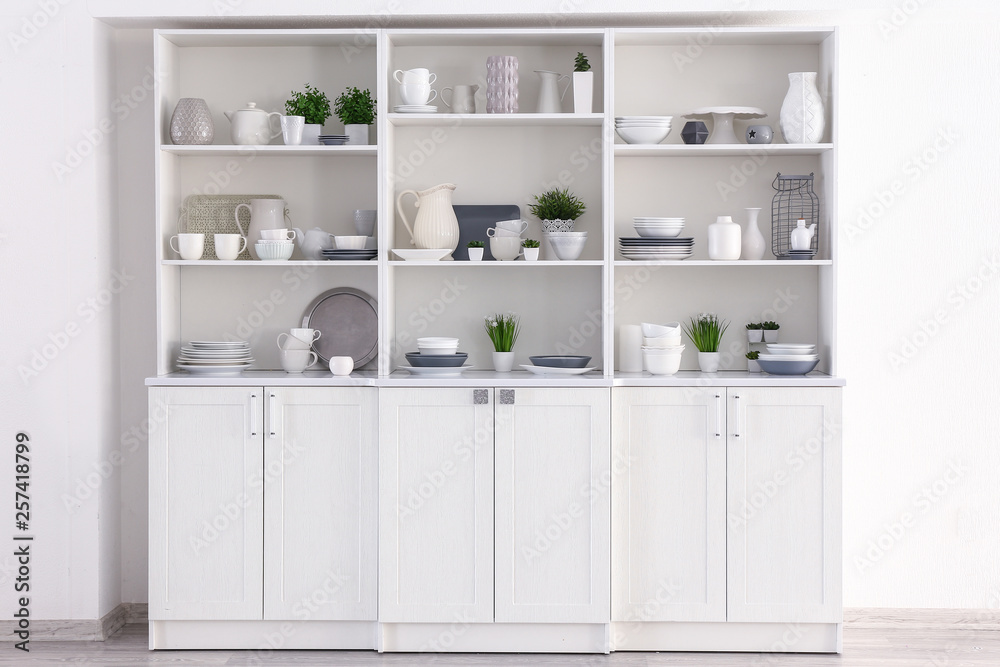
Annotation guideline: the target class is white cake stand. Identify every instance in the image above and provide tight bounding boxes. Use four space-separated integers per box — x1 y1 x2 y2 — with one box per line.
683 106 767 144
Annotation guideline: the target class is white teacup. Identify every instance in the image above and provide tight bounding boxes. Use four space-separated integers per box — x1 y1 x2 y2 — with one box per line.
329 356 354 376
277 333 309 351
169 233 204 260
490 236 523 261
280 348 318 373
260 228 296 241
214 233 247 260
291 328 321 344
496 219 529 234
399 84 437 106
487 227 521 238
394 68 437 85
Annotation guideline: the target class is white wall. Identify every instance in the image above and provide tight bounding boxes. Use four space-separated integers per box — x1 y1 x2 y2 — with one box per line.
2 0 997 621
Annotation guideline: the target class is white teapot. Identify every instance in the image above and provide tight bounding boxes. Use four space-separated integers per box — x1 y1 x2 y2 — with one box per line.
224 102 281 145
293 227 334 260
790 219 817 250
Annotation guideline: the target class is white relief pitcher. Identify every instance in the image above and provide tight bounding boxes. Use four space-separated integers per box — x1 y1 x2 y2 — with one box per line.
534 70 570 113
235 198 291 259
395 183 460 258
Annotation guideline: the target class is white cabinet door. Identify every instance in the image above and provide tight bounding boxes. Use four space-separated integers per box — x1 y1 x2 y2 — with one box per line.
494 388 610 623
263 387 377 621
379 388 494 623
727 387 842 623
148 387 264 620
611 387 727 624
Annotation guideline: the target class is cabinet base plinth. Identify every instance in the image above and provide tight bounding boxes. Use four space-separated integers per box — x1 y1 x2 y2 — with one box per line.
149 620 378 650
379 622 610 653
611 621 842 653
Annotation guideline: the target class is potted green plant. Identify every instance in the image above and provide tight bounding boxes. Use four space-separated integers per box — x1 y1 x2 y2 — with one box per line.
762 320 780 343
529 187 586 259
572 51 593 114
467 240 484 262
746 350 761 373
485 312 520 372
334 86 376 146
683 313 730 373
746 322 763 343
285 84 331 146
522 238 540 261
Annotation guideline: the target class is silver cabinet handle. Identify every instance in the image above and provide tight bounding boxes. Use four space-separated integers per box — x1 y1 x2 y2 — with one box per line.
473 389 489 405
269 393 277 438
499 389 515 405
715 394 722 439
249 393 258 437
734 394 741 438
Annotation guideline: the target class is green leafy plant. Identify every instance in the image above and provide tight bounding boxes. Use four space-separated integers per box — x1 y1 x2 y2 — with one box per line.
467 240 484 248
574 52 591 73
761 321 780 331
745 322 762 330
285 84 332 125
484 312 520 353
521 239 540 249
745 350 760 360
528 188 586 221
682 314 730 353
333 86 376 125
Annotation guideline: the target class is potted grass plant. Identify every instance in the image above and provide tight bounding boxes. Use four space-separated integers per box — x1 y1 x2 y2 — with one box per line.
762 320 780 343
485 312 520 372
334 86 376 145
467 240 484 261
683 313 730 373
573 51 593 113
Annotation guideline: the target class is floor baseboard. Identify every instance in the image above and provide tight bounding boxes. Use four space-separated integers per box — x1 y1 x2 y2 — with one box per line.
0 602 148 642
845 607 1000 630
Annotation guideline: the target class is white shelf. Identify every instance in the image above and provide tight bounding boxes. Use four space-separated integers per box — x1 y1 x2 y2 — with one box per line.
613 371 845 387
388 113 604 127
160 145 377 157
146 370 380 387
383 370 611 387
614 260 832 267
162 260 378 267
613 143 834 157
388 260 604 267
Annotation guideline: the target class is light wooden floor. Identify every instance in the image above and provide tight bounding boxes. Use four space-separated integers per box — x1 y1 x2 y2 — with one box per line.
1 623 998 665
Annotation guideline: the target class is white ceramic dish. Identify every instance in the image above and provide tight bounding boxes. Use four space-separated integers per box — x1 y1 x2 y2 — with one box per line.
392 248 453 261
520 364 597 376
400 364 473 377
765 344 817 353
334 235 368 250
417 337 459 345
548 235 587 260
634 227 683 238
616 125 671 145
758 353 820 361
255 242 294 261
642 350 682 375
188 341 248 348
177 363 252 375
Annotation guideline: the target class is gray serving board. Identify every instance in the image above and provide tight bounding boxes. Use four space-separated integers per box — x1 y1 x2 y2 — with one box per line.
453 204 521 260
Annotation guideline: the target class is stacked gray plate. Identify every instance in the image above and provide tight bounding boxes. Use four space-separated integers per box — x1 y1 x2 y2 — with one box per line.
619 236 694 260
322 248 377 261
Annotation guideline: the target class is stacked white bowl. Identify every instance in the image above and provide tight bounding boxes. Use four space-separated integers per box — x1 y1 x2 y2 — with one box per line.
758 343 820 375
416 337 459 355
544 231 588 260
633 217 685 238
640 321 685 375
615 116 673 145
255 228 295 261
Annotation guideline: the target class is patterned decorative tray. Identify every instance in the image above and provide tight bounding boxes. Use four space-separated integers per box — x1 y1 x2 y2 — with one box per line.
179 194 282 260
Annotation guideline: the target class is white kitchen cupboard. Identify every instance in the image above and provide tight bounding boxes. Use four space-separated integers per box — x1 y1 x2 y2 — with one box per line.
726 387 842 624
495 388 610 624
611 387 727 624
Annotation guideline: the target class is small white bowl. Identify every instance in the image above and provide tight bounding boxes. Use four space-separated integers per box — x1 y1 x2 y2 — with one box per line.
634 227 684 238
417 344 459 355
255 242 294 261
643 337 682 348
616 126 672 144
335 235 368 250
641 322 681 338
548 235 587 261
417 337 458 345
643 350 682 376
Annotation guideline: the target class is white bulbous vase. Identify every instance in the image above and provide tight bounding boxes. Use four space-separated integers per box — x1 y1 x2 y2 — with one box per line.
708 215 742 261
741 207 766 261
779 72 825 144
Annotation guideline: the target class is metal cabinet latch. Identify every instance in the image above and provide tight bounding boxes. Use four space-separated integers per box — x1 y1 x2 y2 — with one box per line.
499 389 515 405
473 389 489 404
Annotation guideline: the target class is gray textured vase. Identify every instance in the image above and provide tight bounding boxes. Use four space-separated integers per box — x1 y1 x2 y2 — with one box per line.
169 98 214 145
486 56 518 114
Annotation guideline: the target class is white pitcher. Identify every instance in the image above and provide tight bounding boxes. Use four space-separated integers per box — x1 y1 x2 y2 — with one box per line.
396 183 460 258
442 84 479 114
534 70 570 113
235 199 290 259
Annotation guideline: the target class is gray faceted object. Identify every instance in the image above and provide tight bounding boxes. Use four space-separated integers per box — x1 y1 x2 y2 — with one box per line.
681 121 709 145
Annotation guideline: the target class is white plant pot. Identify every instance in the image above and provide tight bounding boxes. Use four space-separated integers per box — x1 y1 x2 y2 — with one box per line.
492 351 515 372
747 329 763 343
345 123 370 146
747 359 761 373
763 330 779 343
698 351 721 373
301 124 321 146
573 71 593 114
467 247 484 261
523 247 539 261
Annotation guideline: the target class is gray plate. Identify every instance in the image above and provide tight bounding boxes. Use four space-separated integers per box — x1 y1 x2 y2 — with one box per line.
302 287 378 366
405 352 469 367
757 358 820 375
454 204 521 260
529 355 592 368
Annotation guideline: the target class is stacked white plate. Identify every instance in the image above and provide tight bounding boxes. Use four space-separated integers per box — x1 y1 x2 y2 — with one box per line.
634 217 685 238
393 104 437 113
615 116 672 145
761 343 817 360
177 341 253 375
619 236 694 260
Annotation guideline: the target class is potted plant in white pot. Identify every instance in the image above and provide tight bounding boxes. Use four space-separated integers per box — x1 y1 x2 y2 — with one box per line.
467 240 484 261
746 321 763 343
485 312 520 372
746 350 761 373
762 320 780 343
529 187 586 259
334 86 376 146
522 238 540 261
573 51 593 113
285 84 331 146
683 313 729 373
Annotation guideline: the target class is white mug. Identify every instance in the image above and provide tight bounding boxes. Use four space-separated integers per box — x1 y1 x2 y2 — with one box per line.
280 348 318 373
496 219 529 234
214 233 247 260
277 332 311 351
169 233 204 260
399 83 437 106
290 328 321 344
329 356 354 376
394 68 437 85
490 236 523 261
260 228 296 241
487 227 521 238
280 115 304 145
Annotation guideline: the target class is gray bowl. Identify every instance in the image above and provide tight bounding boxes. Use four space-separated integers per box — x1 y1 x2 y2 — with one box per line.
405 352 468 368
757 358 820 375
529 355 592 369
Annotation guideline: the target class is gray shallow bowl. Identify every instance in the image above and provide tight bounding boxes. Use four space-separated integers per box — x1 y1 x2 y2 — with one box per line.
405 352 468 368
529 355 592 369
757 358 820 375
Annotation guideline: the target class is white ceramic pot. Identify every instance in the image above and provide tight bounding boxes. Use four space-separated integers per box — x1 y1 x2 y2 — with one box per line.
492 351 515 372
523 247 539 261
708 215 741 261
747 359 761 373
698 351 721 373
301 123 321 146
345 123 370 145
747 329 763 343
764 330 779 343
741 207 766 261
468 247 484 261
573 71 593 114
779 71 825 144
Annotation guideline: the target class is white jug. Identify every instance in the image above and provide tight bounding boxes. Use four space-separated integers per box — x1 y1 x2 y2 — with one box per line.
534 70 570 113
790 219 817 250
442 85 479 114
235 199 290 259
396 183 460 258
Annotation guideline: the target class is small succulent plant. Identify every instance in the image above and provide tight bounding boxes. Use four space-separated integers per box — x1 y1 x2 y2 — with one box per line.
521 239 540 248
761 321 780 330
746 322 762 330
467 240 484 248
745 350 760 360
574 52 591 73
